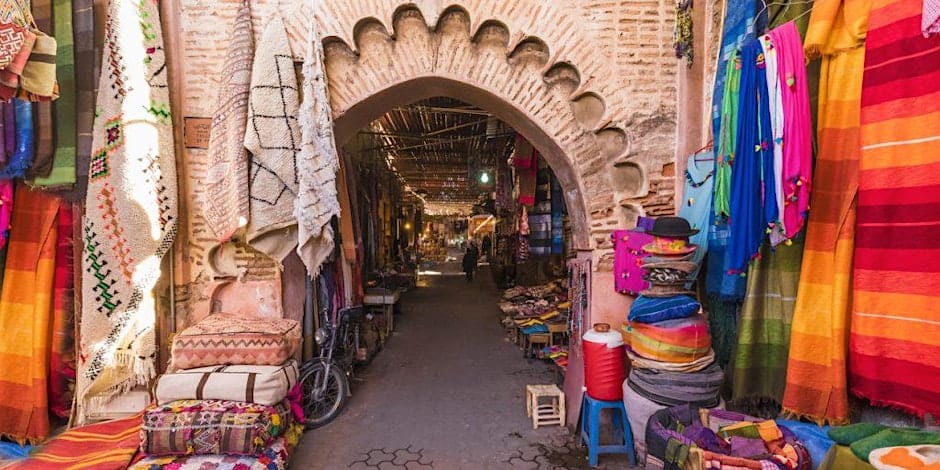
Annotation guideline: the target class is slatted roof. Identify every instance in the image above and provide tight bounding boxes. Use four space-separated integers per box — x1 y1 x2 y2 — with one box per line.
358 97 515 215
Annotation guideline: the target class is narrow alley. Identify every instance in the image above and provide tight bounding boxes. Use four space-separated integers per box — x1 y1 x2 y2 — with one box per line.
293 262 629 470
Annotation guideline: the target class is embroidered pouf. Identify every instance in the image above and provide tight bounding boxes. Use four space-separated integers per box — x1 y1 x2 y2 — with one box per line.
169 314 300 371
140 399 292 457
626 315 712 364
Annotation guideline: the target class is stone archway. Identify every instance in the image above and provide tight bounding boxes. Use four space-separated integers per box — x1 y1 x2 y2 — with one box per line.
282 1 653 251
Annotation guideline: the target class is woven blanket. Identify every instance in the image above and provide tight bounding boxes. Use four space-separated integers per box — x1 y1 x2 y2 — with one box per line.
731 238 803 406
76 0 178 425
0 186 59 444
49 204 74 419
782 0 868 426
850 0 940 419
245 16 301 262
30 0 76 188
296 18 340 277
131 430 297 470
170 313 300 370
627 315 711 364
141 399 292 456
27 100 53 178
628 362 723 408
4 414 141 470
155 360 299 406
204 0 252 244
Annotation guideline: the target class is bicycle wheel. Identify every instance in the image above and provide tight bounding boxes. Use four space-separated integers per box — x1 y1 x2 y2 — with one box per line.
299 361 349 428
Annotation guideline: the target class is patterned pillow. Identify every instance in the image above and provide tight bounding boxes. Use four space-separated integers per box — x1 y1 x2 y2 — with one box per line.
140 399 292 456
628 295 700 324
170 314 300 370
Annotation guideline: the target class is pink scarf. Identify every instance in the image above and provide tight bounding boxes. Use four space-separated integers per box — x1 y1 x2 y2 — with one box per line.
769 22 813 241
925 0 940 36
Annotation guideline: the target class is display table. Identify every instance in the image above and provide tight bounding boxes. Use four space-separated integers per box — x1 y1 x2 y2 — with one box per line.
364 288 401 339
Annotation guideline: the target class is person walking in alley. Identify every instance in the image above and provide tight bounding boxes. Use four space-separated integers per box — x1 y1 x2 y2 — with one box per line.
462 243 479 282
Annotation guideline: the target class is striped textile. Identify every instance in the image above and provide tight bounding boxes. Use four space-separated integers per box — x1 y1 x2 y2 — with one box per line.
627 315 712 364
31 0 76 188
850 0 940 418
731 238 803 407
628 362 724 408
782 0 869 425
0 186 60 443
4 414 141 470
49 204 74 419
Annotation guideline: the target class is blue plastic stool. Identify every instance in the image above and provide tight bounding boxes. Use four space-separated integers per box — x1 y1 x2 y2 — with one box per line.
579 393 637 467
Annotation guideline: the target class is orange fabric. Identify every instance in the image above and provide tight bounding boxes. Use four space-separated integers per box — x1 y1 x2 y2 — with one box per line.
879 447 940 469
781 0 869 425
0 186 60 443
6 414 141 470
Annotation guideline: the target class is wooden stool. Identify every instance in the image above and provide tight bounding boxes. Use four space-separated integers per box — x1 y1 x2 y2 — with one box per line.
547 323 568 347
525 384 565 429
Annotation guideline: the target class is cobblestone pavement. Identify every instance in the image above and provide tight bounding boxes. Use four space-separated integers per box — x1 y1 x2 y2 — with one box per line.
291 265 636 469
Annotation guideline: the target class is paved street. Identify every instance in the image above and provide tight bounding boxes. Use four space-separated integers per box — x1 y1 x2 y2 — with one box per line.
292 264 633 469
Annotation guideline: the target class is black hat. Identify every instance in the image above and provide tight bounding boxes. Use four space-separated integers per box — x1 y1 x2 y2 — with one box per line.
647 216 699 238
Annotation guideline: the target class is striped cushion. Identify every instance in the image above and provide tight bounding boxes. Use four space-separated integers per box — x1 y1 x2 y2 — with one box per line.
627 315 711 363
154 360 299 406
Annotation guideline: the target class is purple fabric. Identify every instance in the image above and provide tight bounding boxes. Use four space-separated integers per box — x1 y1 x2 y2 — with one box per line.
637 216 656 232
612 229 654 295
731 436 770 458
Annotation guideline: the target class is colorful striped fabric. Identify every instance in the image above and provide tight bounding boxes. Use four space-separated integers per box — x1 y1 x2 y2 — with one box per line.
0 186 60 443
5 414 141 470
782 0 869 425
850 0 940 418
627 315 712 364
731 238 803 407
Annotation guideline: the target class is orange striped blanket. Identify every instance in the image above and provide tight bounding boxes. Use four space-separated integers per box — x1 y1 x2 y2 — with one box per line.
0 186 60 443
850 0 940 418
5 414 141 470
781 0 869 425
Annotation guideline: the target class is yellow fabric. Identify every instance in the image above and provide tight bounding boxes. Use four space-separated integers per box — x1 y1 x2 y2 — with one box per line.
781 0 870 425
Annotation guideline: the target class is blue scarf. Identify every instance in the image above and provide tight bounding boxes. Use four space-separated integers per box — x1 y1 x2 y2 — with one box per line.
729 39 778 275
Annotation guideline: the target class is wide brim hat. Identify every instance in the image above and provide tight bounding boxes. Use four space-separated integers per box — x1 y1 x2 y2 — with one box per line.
647 216 700 238
640 284 697 298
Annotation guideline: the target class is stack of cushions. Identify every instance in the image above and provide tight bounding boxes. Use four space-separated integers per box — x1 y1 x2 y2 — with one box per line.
623 261 722 409
645 405 812 469
132 314 304 469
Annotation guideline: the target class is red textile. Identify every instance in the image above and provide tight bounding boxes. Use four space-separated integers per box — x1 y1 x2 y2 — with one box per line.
49 204 74 418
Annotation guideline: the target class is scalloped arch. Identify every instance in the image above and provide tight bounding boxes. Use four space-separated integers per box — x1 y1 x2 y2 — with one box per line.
283 0 645 249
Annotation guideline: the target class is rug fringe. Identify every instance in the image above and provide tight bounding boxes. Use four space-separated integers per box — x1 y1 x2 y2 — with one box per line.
781 406 849 426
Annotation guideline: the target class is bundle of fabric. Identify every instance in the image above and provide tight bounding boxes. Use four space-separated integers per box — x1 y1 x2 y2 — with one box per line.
628 362 723 408
645 405 812 470
625 315 711 364
136 314 305 467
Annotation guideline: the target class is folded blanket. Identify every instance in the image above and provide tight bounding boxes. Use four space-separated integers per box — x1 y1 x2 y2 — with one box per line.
141 399 293 456
628 362 723 408
627 315 711 364
4 414 140 470
154 360 299 406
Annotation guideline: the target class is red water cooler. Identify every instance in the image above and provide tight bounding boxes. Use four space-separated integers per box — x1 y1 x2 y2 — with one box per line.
582 323 627 401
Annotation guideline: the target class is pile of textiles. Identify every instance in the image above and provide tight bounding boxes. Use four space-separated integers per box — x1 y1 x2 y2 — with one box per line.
133 314 304 469
4 413 141 470
645 405 812 470
817 423 940 470
623 218 722 410
500 280 570 361
541 345 568 369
